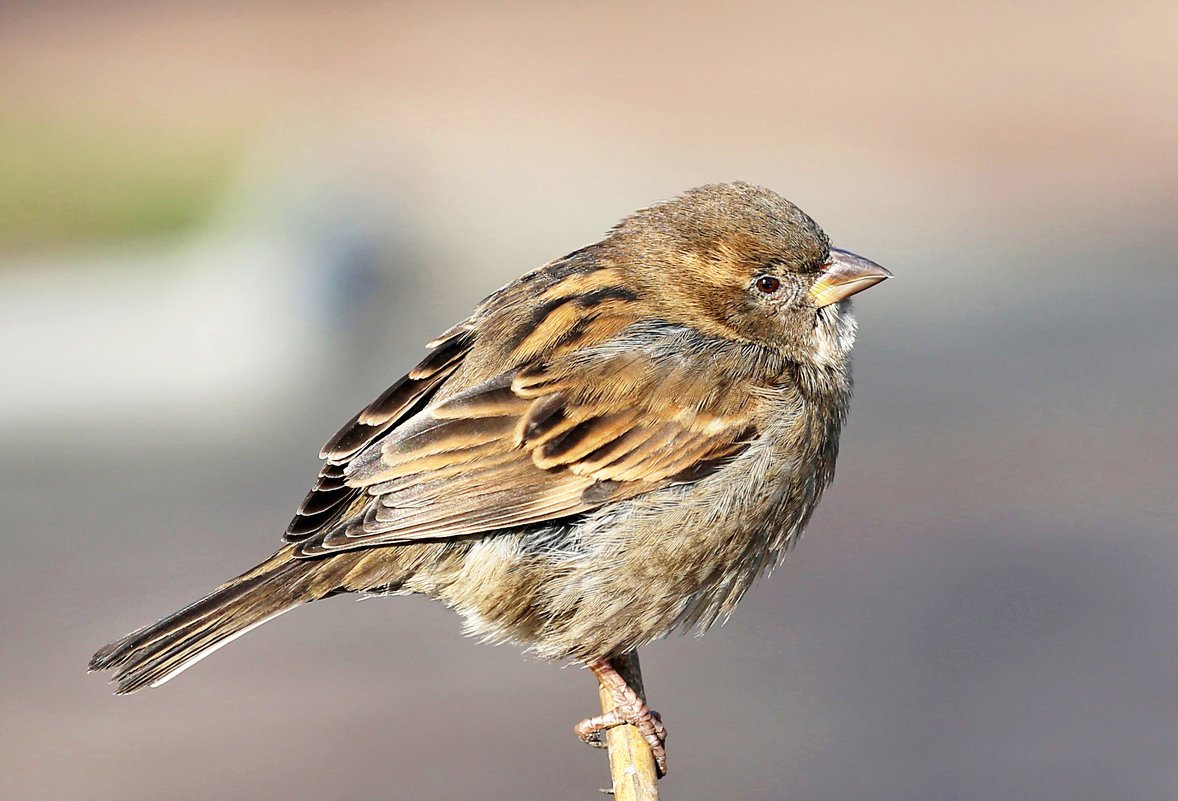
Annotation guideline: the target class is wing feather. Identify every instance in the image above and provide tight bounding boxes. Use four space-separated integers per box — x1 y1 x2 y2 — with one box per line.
292 355 757 556
283 330 473 541
286 270 767 557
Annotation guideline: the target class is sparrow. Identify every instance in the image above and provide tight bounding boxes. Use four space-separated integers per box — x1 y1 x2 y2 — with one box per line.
90 182 889 775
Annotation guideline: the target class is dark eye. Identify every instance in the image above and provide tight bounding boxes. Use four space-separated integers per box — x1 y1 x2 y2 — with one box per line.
755 275 781 294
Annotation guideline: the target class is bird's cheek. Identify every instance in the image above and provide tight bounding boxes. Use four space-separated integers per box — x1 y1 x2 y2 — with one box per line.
743 306 791 344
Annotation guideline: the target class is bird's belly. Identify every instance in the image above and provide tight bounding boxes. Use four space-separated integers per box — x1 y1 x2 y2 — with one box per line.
419 430 830 662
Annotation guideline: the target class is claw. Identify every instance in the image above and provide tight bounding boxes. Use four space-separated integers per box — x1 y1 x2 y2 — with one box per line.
575 709 624 748
576 657 669 776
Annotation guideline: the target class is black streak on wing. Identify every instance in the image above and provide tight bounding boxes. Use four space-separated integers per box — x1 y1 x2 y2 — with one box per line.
284 331 472 542
322 331 472 461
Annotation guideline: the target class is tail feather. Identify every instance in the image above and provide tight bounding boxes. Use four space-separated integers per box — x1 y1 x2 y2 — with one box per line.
90 550 326 694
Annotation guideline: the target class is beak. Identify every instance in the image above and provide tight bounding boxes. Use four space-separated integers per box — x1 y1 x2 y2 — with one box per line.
808 248 892 308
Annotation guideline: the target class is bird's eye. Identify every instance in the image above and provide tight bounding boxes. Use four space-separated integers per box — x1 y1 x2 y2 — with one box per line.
755 275 781 294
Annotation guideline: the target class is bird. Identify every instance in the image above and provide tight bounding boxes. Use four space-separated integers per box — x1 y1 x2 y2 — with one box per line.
90 181 890 775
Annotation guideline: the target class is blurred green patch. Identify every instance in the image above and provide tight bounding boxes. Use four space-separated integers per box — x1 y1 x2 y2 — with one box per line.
0 111 249 251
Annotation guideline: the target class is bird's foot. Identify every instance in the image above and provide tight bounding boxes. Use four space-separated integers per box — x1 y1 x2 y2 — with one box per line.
575 657 668 776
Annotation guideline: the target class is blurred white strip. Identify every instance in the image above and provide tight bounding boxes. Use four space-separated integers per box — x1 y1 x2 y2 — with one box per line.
0 234 316 434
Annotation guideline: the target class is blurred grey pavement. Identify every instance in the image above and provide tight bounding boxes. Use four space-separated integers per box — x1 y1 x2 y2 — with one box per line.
2 2 1177 800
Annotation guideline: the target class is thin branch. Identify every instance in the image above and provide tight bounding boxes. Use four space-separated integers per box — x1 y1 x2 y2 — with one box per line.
597 652 660 801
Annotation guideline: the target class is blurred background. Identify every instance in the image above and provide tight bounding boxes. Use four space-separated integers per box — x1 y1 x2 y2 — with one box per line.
2 1 1176 799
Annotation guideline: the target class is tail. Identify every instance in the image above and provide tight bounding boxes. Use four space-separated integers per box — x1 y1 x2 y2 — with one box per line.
90 547 345 694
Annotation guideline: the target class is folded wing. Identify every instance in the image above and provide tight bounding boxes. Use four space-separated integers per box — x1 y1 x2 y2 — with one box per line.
289 334 757 557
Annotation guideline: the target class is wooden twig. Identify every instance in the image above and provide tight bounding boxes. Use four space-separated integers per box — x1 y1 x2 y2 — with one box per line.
597 652 660 801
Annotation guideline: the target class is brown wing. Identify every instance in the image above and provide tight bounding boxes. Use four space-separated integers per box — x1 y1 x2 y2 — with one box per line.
283 327 473 539
291 338 757 557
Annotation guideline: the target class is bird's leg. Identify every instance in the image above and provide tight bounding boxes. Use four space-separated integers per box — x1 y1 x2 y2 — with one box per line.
574 656 668 776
